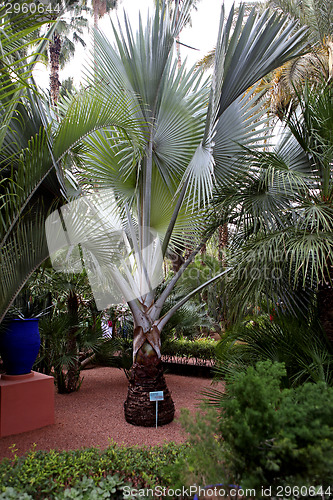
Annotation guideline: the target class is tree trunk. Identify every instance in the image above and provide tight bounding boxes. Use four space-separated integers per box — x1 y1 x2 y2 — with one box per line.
49 32 61 106
93 0 100 28
66 289 80 392
317 284 333 348
218 223 228 264
57 290 81 394
124 326 175 426
176 35 181 69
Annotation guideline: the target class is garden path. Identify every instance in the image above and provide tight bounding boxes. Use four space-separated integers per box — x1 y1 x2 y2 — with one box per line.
0 367 223 459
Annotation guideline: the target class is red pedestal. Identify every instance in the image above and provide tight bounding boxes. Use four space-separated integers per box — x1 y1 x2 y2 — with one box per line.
0 371 55 437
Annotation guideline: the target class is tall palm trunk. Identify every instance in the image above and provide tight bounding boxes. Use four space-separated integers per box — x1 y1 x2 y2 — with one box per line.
124 326 175 426
66 289 80 392
176 35 181 69
317 260 333 349
218 223 228 264
317 286 333 346
175 1 182 69
316 213 333 348
49 31 61 106
57 289 81 393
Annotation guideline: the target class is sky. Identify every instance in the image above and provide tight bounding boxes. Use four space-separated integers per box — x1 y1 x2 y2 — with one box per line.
33 0 240 89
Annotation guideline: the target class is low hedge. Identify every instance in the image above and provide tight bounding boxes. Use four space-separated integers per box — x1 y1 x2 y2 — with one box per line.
0 441 188 499
161 338 217 365
95 337 217 371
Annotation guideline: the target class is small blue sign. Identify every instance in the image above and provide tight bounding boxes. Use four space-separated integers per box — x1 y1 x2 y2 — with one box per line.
149 391 164 401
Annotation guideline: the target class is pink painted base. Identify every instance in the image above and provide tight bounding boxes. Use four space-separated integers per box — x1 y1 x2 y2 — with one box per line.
0 371 55 437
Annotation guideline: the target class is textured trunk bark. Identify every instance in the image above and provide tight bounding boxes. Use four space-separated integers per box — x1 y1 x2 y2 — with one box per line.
57 290 80 394
218 223 228 264
124 326 175 426
317 284 333 347
65 289 80 393
169 247 185 273
176 34 181 69
93 0 99 28
49 32 61 106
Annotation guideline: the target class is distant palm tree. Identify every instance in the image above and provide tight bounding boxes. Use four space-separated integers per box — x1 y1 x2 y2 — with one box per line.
48 0 89 105
93 0 117 28
0 7 65 323
267 0 333 116
1 0 307 426
153 0 201 67
0 4 139 326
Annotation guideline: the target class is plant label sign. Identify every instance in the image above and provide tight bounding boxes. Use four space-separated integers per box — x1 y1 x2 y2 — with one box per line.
149 391 164 401
149 391 164 428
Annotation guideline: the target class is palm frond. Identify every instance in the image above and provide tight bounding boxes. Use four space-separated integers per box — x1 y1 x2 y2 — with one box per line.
217 4 308 118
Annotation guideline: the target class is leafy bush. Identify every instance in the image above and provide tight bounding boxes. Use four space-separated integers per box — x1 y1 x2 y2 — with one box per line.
94 338 133 379
162 338 217 365
216 315 333 386
0 441 187 499
36 312 104 393
0 475 126 500
178 361 333 495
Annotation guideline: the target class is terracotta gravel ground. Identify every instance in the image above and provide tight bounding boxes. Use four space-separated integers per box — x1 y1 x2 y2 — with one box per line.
0 367 223 460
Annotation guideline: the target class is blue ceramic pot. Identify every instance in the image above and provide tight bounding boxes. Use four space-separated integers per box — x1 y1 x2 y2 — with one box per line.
0 319 40 375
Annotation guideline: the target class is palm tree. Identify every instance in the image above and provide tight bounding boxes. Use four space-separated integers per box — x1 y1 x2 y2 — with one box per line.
0 2 142 327
93 0 117 28
1 0 307 425
0 6 64 324
268 0 332 43
266 0 333 116
154 0 201 67
47 0 308 426
48 0 89 105
213 79 333 344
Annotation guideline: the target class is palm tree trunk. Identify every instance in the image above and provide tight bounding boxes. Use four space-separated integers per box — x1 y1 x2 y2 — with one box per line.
49 32 61 106
317 285 333 347
93 0 99 28
176 35 181 69
60 289 80 394
218 223 228 264
124 326 175 426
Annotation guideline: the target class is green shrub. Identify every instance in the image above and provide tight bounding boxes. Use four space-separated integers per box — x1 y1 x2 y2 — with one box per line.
216 315 333 386
0 488 33 500
0 475 127 500
162 338 216 364
94 337 133 379
178 361 333 495
0 441 188 499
